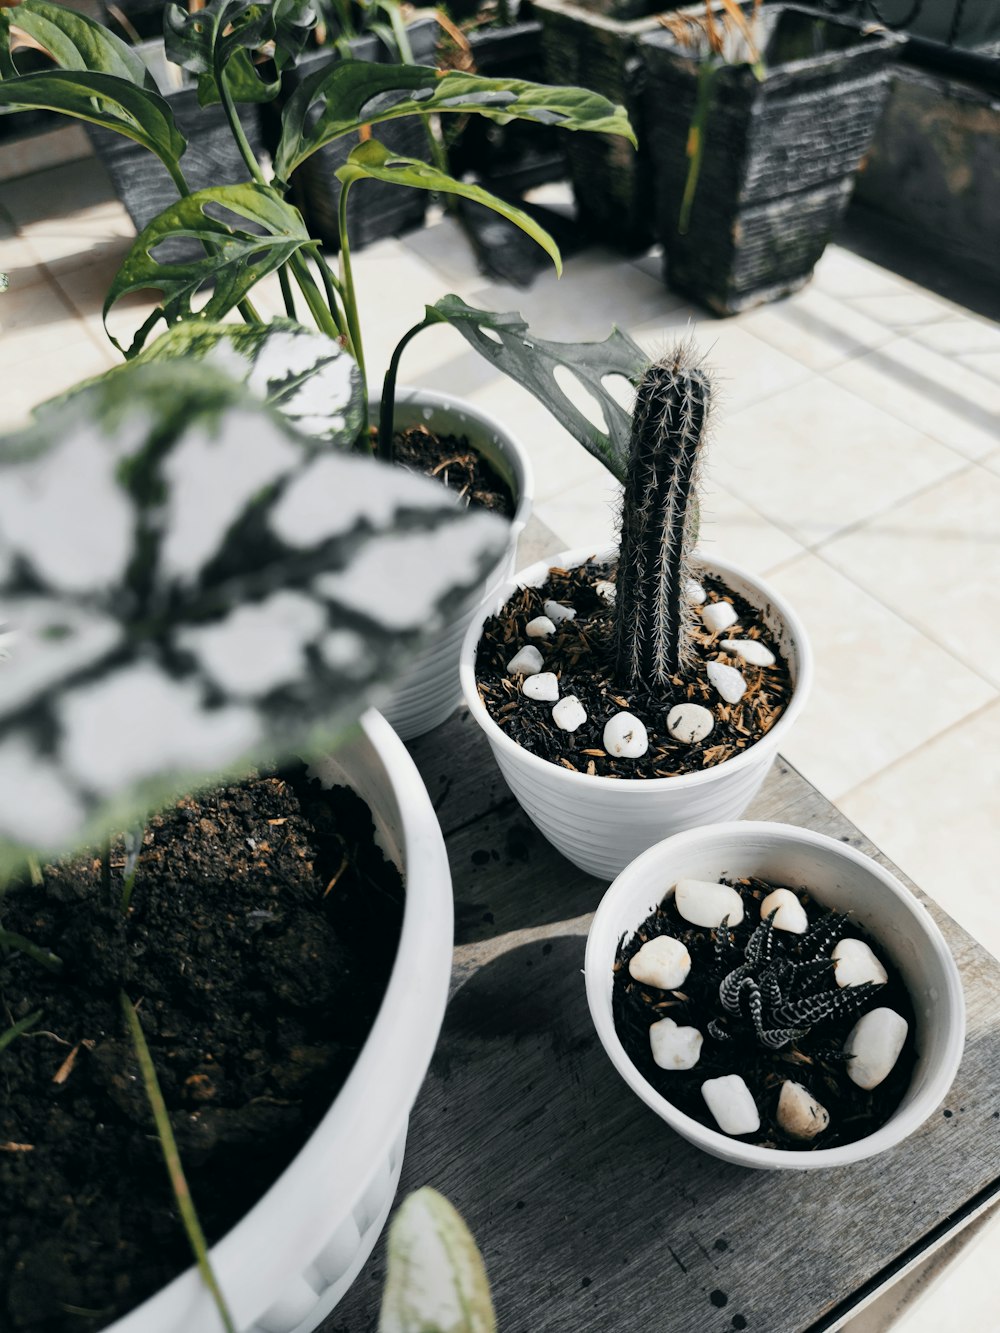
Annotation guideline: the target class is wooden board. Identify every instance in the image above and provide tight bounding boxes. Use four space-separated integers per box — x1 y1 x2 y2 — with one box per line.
327 711 1000 1333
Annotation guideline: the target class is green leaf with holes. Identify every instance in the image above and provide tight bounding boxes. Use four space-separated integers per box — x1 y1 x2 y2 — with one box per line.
102 184 313 357
0 360 506 872
0 0 156 86
338 140 562 275
164 0 316 104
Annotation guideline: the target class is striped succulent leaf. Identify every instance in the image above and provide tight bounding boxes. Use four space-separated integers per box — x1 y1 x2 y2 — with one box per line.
0 361 506 871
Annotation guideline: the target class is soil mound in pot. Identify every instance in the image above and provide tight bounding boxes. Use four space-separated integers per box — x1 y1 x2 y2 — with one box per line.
393 423 515 518
475 558 793 779
0 769 404 1332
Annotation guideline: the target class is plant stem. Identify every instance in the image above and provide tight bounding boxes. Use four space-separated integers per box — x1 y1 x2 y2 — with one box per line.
337 180 367 400
278 265 298 320
121 992 237 1333
289 253 344 340
0 1010 42 1056
0 929 62 973
380 314 434 461
26 855 43 887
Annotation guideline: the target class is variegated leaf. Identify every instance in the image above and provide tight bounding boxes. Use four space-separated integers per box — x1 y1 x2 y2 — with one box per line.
0 362 506 869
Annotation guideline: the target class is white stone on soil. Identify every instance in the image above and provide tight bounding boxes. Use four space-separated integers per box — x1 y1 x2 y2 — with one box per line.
525 615 557 639
844 1007 908 1090
701 601 738 634
686 579 707 605
777 1081 830 1140
759 888 808 934
603 711 649 759
522 672 559 702
507 645 543 676
666 703 715 745
594 580 616 604
674 878 744 929
706 660 747 704
720 638 775 668
649 1017 703 1071
833 938 888 990
628 935 691 990
543 599 576 625
701 1074 760 1136
552 695 587 732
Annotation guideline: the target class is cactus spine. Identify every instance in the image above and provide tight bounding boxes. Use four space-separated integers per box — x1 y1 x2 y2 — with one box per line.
613 344 713 690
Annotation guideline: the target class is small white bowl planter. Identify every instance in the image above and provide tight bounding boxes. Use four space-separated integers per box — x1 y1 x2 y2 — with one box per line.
105 710 453 1333
459 546 813 880
380 387 533 742
586 821 966 1171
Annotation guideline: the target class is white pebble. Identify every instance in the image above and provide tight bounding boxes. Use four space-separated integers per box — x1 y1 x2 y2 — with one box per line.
649 1017 703 1071
666 702 715 745
759 888 808 934
594 579 616 604
686 578 707 605
706 660 747 704
628 935 691 990
603 711 649 759
507 645 543 676
777 1081 830 1140
543 599 576 625
525 615 556 638
674 878 744 929
833 938 888 990
720 638 775 668
701 601 738 635
844 1007 908 1090
701 1074 760 1136
522 672 559 702
552 695 587 732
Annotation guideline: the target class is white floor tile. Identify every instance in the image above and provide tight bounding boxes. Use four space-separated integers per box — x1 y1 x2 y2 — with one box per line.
849 288 965 333
838 698 1000 963
813 246 916 300
3 333 117 427
695 478 807 577
764 554 997 801
739 285 895 371
821 466 1000 687
533 471 621 555
708 377 966 547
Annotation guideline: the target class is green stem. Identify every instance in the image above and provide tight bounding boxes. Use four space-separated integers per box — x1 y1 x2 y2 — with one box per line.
26 855 43 887
289 253 343 341
380 314 434 461
0 1010 42 1056
278 265 298 320
121 992 237 1333
337 180 367 400
0 929 62 973
678 60 717 236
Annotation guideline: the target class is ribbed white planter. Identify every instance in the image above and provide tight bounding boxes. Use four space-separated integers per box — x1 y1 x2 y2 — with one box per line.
380 387 533 742
105 710 453 1333
586 821 965 1170
460 547 813 881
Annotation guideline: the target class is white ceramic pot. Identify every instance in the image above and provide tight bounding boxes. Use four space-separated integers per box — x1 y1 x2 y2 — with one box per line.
459 546 812 880
107 709 453 1333
586 821 966 1170
380 387 533 742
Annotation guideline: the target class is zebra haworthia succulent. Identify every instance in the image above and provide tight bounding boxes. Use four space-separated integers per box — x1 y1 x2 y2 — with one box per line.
613 342 715 691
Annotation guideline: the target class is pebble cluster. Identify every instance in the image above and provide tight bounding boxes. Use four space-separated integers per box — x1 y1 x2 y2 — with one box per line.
627 878 908 1143
503 580 777 762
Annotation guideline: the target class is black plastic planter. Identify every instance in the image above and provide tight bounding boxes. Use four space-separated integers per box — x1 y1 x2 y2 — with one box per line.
640 5 901 314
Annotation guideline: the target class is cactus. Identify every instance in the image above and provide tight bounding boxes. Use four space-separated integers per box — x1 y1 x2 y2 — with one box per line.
613 342 714 690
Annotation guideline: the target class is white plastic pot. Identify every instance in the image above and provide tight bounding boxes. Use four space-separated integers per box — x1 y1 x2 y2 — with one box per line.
459 546 813 880
586 821 966 1170
380 387 533 742
107 709 453 1333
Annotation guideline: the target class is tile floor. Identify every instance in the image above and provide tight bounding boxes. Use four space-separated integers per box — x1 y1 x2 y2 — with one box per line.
1 148 998 1331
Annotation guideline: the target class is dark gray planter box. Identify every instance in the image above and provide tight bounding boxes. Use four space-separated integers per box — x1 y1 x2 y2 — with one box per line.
640 5 901 314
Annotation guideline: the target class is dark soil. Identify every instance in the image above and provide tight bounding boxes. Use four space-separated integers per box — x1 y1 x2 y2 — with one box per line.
0 768 404 1332
394 424 515 518
613 878 917 1150
475 559 793 779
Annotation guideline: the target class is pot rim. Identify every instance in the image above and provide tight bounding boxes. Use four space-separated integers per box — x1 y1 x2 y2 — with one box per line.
585 820 966 1170
459 545 813 790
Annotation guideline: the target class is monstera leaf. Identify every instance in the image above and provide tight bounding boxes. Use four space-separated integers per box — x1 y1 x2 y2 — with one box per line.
132 320 365 448
0 362 506 870
380 1190 496 1333
421 297 648 483
274 63 635 186
165 0 317 105
103 185 314 356
0 0 156 87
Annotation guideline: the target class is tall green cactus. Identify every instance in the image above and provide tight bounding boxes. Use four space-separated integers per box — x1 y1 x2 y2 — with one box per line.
614 343 714 689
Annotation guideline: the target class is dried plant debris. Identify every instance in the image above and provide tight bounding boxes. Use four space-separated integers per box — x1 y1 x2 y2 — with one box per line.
475 559 791 779
394 424 515 518
612 878 917 1150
